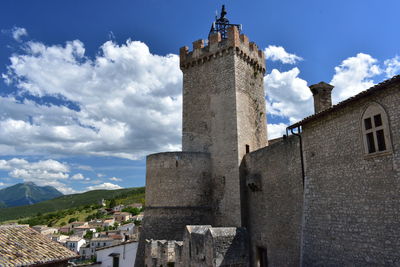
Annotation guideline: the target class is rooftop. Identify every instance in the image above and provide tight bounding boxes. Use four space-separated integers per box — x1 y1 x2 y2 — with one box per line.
96 240 137 251
0 225 78 266
288 75 400 129
66 236 84 242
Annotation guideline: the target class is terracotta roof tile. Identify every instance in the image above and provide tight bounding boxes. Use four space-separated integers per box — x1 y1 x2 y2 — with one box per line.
0 225 78 266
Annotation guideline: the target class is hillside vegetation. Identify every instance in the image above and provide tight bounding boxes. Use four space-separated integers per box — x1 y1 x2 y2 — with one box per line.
0 187 145 222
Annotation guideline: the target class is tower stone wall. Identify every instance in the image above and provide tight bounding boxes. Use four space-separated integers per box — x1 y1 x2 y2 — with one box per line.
180 26 267 226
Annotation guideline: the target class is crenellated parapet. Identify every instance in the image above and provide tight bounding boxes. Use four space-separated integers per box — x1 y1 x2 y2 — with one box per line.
180 26 266 74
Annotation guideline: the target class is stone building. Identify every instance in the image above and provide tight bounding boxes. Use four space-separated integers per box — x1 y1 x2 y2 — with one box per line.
136 6 400 267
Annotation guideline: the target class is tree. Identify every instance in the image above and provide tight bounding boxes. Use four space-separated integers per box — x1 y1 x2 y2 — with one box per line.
68 217 78 223
121 207 140 215
109 199 116 208
84 230 93 239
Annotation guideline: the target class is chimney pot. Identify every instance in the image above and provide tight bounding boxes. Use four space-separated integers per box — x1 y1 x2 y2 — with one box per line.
309 82 334 113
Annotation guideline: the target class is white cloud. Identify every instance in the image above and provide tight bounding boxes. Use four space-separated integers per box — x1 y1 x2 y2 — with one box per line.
265 67 313 124
264 45 303 64
263 52 397 136
1 39 182 160
267 123 288 139
109 177 122 182
71 173 85 180
11 27 28 42
384 55 400 78
0 158 76 194
86 182 122 191
331 53 381 103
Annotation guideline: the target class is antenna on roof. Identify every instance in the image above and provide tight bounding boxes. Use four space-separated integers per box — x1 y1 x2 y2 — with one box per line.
208 5 241 39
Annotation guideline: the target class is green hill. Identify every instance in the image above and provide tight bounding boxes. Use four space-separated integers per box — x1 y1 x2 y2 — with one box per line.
0 182 63 208
0 186 145 222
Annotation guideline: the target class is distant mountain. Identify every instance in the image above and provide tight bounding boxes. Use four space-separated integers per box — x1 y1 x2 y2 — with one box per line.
0 186 145 222
0 182 63 208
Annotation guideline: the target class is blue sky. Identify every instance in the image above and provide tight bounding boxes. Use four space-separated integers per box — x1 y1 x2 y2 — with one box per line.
0 0 399 193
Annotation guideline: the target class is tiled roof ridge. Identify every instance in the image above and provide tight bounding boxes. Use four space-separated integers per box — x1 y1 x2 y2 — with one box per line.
288 75 400 129
0 225 78 266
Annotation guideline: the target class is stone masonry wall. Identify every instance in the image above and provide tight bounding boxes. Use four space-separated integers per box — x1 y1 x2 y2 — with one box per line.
301 83 400 266
135 152 213 267
241 136 303 267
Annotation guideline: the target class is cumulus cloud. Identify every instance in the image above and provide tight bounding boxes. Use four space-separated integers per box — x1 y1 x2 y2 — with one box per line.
384 55 400 78
263 52 400 137
109 177 122 182
0 158 75 194
11 27 28 42
265 67 313 124
1 39 182 159
86 182 122 191
264 45 303 64
71 173 85 180
330 53 381 103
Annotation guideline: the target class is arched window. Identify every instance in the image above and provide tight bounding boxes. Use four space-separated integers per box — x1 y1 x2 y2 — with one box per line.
361 103 392 155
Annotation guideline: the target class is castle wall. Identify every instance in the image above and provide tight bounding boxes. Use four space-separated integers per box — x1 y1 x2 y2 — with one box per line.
204 227 249 267
136 152 213 267
241 136 303 267
301 83 400 266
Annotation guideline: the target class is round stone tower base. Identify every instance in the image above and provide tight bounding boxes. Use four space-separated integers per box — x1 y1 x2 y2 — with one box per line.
135 152 212 267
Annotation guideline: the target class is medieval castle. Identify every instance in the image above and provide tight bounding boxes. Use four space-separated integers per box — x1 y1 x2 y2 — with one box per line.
135 6 400 267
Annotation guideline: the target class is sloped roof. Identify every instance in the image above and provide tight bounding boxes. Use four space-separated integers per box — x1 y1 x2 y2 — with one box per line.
288 75 400 129
0 225 78 266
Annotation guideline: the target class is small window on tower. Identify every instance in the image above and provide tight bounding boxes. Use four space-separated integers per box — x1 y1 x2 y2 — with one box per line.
361 103 392 156
246 144 250 154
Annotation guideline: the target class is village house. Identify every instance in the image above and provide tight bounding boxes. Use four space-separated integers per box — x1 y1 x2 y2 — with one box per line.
93 240 138 267
32 225 59 236
70 221 88 229
50 234 69 243
73 224 97 236
113 211 131 222
65 236 86 253
112 204 125 212
118 222 136 236
103 218 115 227
59 224 71 234
88 219 104 229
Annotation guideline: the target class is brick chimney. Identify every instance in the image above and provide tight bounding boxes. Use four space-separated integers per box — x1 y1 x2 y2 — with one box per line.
309 82 334 113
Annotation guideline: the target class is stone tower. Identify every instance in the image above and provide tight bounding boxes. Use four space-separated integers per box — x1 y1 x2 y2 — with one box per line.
180 18 267 226
135 7 267 266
